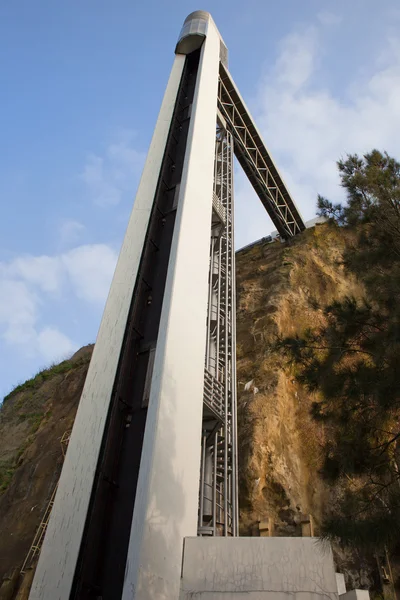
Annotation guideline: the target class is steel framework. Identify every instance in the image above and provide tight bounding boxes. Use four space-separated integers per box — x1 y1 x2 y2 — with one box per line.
197 27 306 540
218 64 305 239
199 125 237 536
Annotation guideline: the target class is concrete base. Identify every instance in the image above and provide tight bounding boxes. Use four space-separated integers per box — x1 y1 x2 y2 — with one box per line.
180 537 339 599
340 592 370 600
336 573 346 595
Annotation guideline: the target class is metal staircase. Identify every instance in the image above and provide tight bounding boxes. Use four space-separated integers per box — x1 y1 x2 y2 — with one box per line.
198 123 237 537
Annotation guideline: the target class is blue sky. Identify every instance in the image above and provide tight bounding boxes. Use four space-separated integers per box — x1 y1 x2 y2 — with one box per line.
1 0 400 398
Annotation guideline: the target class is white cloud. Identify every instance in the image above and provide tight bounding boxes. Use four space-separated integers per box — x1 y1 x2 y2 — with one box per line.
0 243 118 362
234 168 275 249
0 279 74 362
81 130 145 207
252 24 400 223
0 279 37 346
8 255 63 293
59 219 85 247
61 244 117 304
274 28 319 91
36 327 77 363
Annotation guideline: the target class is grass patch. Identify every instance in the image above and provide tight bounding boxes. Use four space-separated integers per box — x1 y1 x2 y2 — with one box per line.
0 465 16 493
3 355 91 403
28 412 44 432
14 394 32 410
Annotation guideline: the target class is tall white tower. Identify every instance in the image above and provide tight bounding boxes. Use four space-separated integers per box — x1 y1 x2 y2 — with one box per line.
29 11 305 600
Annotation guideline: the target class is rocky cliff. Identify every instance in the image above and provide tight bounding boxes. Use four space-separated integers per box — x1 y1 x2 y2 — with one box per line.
236 222 359 533
0 346 93 599
0 222 393 598
235 223 383 592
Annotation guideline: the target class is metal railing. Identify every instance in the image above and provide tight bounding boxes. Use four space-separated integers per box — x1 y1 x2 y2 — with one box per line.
212 191 226 223
203 368 225 419
20 429 72 574
199 124 237 538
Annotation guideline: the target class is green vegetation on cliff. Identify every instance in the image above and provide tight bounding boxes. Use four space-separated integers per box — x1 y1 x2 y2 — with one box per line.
281 150 400 551
0 346 93 592
0 354 93 495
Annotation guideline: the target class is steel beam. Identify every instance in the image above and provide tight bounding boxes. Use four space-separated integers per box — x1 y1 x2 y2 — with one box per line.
218 64 305 238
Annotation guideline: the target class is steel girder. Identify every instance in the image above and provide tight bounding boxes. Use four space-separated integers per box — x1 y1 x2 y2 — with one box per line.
218 64 305 239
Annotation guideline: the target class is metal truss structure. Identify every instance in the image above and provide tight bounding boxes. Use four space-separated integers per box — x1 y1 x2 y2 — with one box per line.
198 51 306 540
218 64 304 239
199 125 237 536
29 11 306 600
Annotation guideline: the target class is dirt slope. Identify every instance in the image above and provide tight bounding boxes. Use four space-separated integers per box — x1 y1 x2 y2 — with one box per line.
0 345 93 593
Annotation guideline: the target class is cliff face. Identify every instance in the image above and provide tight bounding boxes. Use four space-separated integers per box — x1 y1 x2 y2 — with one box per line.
236 223 358 532
235 223 378 589
0 346 93 595
0 222 383 597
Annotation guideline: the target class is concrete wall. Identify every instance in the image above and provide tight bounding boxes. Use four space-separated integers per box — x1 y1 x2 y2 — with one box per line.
180 537 339 600
340 592 370 600
121 17 221 600
28 55 186 600
336 573 347 595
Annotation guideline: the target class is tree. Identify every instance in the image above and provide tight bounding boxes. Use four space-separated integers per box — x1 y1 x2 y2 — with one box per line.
280 150 400 550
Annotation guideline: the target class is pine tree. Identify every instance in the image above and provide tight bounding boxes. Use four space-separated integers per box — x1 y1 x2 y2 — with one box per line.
280 150 400 550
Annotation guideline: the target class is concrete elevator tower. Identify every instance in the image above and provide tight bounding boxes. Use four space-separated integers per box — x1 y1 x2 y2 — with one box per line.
29 11 305 600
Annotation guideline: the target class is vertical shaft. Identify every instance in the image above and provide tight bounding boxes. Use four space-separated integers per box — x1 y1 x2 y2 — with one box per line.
198 123 237 538
28 52 187 600
121 16 222 599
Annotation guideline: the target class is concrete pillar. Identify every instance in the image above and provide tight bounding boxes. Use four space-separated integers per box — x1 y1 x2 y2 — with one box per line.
300 513 315 537
336 573 346 595
339 592 370 599
121 16 222 600
258 517 275 537
28 50 186 600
